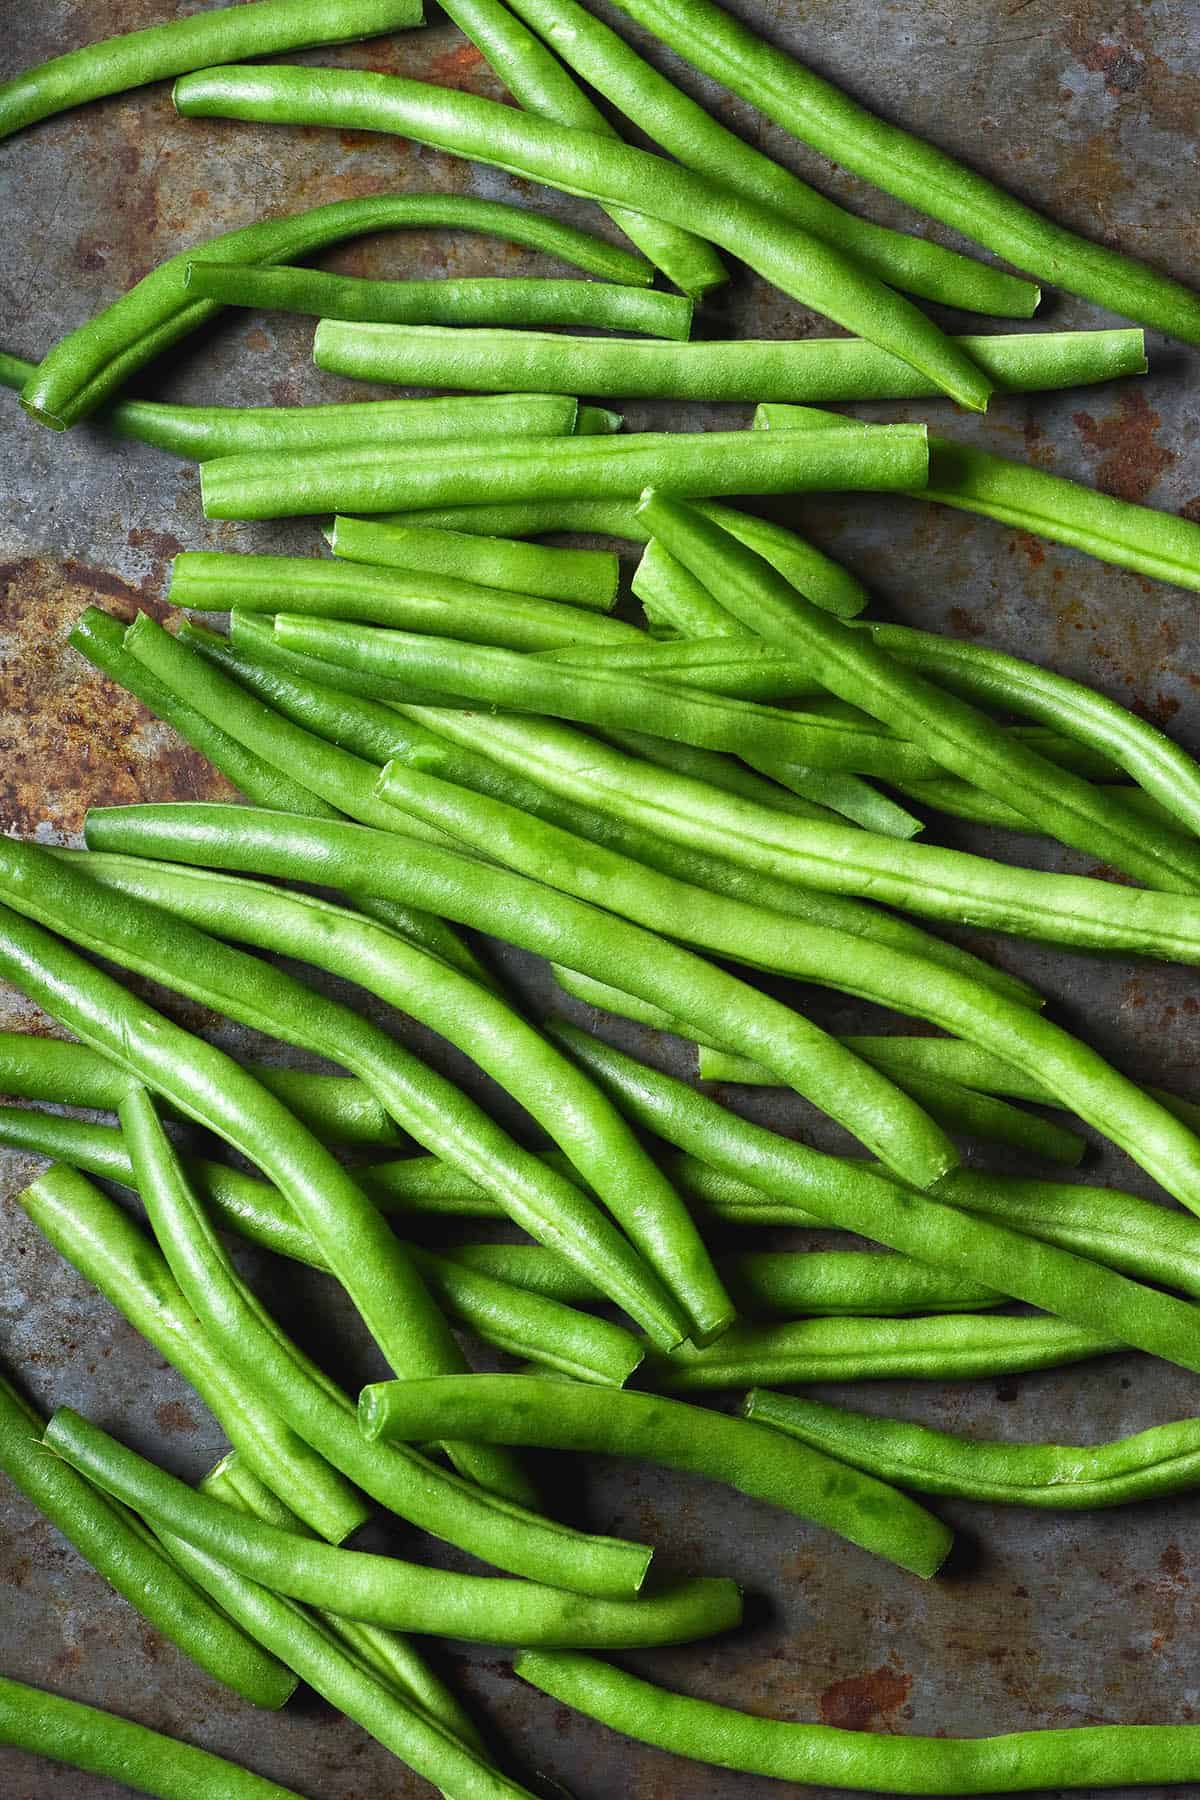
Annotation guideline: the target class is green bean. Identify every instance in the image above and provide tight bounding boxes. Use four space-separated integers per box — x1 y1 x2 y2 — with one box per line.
504 0 1037 314
69 850 720 1349
47 1406 736 1646
327 516 619 611
518 1648 1200 1791
314 321 1144 404
360 1372 951 1577
19 1161 367 1543
23 194 649 430
641 491 1200 895
273 616 944 776
590 729 835 823
0 1676 307 1800
574 405 623 436
439 0 723 297
174 66 993 412
0 1359 295 1709
185 259 694 337
631 511 866 622
895 774 1185 841
168 552 639 649
0 0 423 140
201 419 931 521
550 1026 1200 1369
745 1390 1200 1510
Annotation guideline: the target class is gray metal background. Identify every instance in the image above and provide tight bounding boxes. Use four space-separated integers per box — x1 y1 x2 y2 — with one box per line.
2 0 1200 1794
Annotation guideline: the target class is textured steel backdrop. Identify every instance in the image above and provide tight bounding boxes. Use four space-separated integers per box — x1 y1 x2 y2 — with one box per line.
2 1 1200 1795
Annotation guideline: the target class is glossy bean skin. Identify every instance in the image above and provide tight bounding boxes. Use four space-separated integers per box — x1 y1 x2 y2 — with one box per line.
0 1358 295 1710
438 0 724 295
0 0 422 139
359 1373 953 1579
0 1676 306 1800
22 193 650 429
184 261 694 336
746 1391 1200 1510
173 64 993 410
516 1649 1200 1791
503 0 1037 316
326 516 619 611
605 0 1200 343
312 321 1144 403
47 1407 738 1648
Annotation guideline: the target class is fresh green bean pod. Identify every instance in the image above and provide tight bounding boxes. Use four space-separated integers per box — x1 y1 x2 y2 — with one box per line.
174 64 994 411
896 775 1184 840
517 1649 1200 1791
327 516 619 611
23 193 650 429
593 728 834 824
632 514 865 623
0 1360 295 1709
745 1390 1200 1509
361 1373 950 1577
0 1676 306 1800
48 1407 736 1646
168 551 639 649
313 321 1144 403
438 0 724 296
201 420 930 521
184 260 694 338
573 405 624 436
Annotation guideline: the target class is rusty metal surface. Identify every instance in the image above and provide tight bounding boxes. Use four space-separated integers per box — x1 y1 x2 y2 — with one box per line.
3 0 1200 1794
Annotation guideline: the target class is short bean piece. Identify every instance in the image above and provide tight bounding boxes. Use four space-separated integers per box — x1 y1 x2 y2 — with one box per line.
326 516 619 611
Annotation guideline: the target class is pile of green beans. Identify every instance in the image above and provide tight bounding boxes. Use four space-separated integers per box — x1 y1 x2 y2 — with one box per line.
327 515 620 610
314 322 1146 403
172 64 995 410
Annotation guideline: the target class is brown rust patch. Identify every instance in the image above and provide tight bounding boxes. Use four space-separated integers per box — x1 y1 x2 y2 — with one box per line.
818 1663 911 1730
154 1400 197 1436
1072 390 1176 503
428 42 488 88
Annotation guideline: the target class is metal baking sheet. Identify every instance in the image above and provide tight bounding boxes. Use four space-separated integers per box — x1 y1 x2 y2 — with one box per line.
2 0 1200 1794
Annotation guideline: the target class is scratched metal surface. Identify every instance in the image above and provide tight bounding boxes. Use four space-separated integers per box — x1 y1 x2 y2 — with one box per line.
2 0 1200 1795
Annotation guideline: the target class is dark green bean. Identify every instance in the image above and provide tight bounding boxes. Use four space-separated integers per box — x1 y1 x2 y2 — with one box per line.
326 516 619 611
0 1356 295 1709
517 1649 1200 1791
23 193 650 429
174 64 994 410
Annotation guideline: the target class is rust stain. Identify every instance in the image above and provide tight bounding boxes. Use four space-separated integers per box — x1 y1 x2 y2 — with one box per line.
1015 532 1045 568
1072 390 1176 503
428 42 487 87
818 1663 911 1730
243 326 272 353
154 1400 197 1435
946 605 986 637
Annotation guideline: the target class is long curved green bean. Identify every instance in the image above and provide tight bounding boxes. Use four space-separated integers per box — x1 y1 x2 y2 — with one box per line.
517 1649 1200 1791
503 0 1036 314
313 321 1144 403
639 492 1200 895
550 1027 1200 1370
0 0 423 140
0 1676 307 1800
201 420 930 521
0 1362 294 1709
746 1390 1200 1510
438 0 723 296
65 851 718 1348
174 65 993 411
271 613 943 775
597 727 839 825
186 260 694 336
168 553 639 649
22 193 650 429
47 1407 737 1647
649 1313 1119 1391
360 1374 950 1578
327 516 619 611
19 1162 366 1543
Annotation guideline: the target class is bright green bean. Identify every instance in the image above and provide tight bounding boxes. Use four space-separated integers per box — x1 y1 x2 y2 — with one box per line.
0 1676 306 1800
168 552 639 648
201 420 930 521
746 1390 1200 1510
896 774 1185 841
47 1406 737 1646
593 728 834 823
438 0 723 296
313 322 1144 403
19 1161 366 1543
185 260 694 338
631 511 866 622
23 193 649 429
518 1649 1200 1791
327 516 619 611
360 1374 951 1578
574 405 624 436
0 1359 294 1709
174 65 993 411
